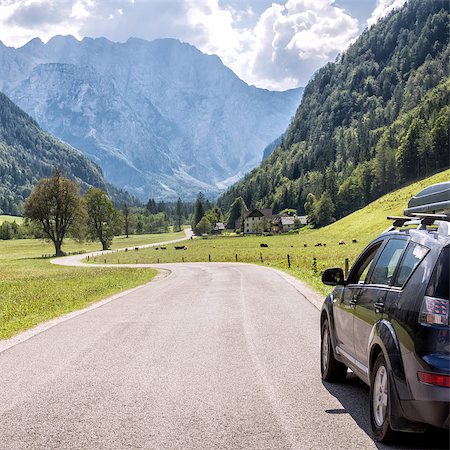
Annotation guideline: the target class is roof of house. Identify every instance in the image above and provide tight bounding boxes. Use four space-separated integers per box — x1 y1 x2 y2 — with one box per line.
214 222 225 230
247 208 273 218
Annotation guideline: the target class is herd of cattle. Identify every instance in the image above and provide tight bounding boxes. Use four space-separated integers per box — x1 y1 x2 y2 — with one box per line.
150 240 360 251
259 239 358 248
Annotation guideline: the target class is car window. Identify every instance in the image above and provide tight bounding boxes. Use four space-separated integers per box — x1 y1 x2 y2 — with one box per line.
426 247 449 300
369 239 408 285
393 243 429 287
348 242 382 284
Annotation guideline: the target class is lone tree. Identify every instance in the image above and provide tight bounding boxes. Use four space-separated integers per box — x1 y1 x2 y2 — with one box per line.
24 171 86 256
85 188 121 250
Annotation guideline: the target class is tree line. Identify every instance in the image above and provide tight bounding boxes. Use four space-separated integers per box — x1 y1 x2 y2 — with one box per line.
21 171 199 255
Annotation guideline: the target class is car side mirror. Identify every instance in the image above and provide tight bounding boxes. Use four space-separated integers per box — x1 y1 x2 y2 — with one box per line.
322 268 346 286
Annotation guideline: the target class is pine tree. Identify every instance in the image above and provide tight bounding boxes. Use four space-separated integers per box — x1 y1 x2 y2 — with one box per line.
192 192 205 232
227 197 247 230
175 197 183 232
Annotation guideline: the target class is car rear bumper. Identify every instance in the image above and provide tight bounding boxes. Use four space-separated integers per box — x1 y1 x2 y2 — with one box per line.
401 399 450 429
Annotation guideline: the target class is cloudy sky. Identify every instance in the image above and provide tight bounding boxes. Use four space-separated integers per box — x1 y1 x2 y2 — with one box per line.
0 0 406 90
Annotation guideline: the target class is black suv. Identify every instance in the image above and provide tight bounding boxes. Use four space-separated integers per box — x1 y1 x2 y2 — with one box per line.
320 183 450 442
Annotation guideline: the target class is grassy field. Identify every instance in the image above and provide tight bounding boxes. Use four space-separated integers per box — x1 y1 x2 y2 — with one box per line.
0 215 24 224
95 170 449 295
0 230 186 340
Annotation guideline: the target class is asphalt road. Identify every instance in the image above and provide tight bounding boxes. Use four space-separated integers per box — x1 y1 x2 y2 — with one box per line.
1 263 448 449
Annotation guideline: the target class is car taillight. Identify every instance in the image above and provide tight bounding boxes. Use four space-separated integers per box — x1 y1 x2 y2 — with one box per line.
418 372 450 388
419 296 449 326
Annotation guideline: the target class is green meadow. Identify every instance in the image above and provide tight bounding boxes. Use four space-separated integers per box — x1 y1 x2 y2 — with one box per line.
0 230 185 339
95 170 449 295
0 215 24 224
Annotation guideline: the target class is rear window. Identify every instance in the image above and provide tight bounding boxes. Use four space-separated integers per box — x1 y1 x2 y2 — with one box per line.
394 243 429 287
369 239 407 285
426 247 449 300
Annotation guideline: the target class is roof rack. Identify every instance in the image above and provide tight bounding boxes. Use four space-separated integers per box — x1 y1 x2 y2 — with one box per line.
386 213 450 234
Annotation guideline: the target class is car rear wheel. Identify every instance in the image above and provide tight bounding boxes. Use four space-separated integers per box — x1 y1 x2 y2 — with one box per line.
370 353 396 442
321 319 347 382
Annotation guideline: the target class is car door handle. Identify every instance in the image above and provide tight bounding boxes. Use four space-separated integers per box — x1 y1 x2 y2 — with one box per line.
375 299 384 314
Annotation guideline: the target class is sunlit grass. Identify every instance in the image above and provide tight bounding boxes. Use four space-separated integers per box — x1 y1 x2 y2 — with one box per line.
0 215 24 224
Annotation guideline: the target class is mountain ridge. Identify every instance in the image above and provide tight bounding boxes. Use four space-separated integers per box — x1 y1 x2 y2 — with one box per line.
0 35 303 200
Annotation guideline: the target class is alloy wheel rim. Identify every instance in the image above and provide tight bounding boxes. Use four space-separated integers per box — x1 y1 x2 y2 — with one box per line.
373 365 388 427
322 327 329 372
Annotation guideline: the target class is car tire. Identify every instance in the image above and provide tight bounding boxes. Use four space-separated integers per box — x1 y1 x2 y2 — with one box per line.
370 353 396 442
321 319 347 382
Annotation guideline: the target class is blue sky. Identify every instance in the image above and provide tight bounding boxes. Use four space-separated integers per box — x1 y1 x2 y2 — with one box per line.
0 0 406 90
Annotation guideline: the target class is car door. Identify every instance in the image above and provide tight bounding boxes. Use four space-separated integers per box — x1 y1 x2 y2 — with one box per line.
333 240 383 366
353 238 409 373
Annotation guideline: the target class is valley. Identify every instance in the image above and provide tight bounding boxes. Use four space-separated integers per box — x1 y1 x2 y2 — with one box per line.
0 1 449 447
0 36 302 200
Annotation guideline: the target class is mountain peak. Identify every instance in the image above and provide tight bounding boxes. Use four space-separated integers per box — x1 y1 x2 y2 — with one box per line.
47 34 79 44
20 37 44 50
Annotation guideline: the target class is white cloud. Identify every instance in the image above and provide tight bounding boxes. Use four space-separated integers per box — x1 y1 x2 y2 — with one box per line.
0 0 361 90
367 0 407 27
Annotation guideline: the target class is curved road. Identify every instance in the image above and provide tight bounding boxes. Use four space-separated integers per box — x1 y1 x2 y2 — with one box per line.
0 238 448 449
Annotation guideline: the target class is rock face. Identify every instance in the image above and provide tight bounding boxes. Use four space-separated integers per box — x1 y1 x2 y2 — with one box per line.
0 36 303 200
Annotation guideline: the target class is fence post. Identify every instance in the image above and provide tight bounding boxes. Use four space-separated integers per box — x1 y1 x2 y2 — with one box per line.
312 257 317 274
157 258 160 264
344 258 349 278
235 253 238 262
260 252 263 263
287 254 291 269
182 257 185 263
209 254 211 262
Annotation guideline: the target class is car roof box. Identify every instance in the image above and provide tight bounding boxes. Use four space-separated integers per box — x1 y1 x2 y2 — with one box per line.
404 181 450 216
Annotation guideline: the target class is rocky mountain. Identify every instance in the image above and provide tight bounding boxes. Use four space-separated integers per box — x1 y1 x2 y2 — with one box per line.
0 36 303 200
219 0 449 221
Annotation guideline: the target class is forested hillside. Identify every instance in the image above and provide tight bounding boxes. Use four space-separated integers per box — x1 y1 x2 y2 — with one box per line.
219 0 449 224
0 92 133 215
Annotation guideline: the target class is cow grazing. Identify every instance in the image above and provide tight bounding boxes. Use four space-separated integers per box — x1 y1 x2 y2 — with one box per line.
339 240 345 245
315 243 323 247
160 247 167 250
303 244 307 247
352 239 358 244
260 243 268 248
175 246 187 250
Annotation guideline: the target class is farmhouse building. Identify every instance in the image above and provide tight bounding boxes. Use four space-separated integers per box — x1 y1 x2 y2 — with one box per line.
244 208 274 234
